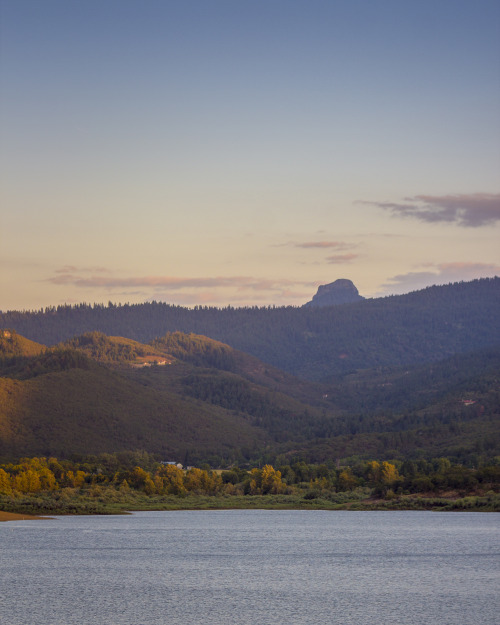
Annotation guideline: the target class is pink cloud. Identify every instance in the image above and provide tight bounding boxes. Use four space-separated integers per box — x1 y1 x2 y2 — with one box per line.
54 265 110 274
363 193 500 227
379 262 500 295
326 254 358 264
47 272 315 293
295 241 354 249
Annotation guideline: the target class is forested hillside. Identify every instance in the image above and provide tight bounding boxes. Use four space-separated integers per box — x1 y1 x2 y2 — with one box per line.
0 329 45 358
0 331 333 464
0 347 267 463
1 278 498 380
0 329 498 466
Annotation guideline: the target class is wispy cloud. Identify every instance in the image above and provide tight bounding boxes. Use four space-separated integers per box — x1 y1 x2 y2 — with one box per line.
363 193 500 227
54 265 110 274
326 254 359 264
275 240 356 250
379 262 500 295
48 273 314 291
295 241 354 250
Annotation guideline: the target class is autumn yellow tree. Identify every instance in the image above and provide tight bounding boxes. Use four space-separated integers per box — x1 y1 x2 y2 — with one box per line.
381 461 400 485
154 464 186 496
337 468 358 491
261 465 285 494
66 470 86 488
14 469 42 493
0 468 12 495
365 461 381 485
246 465 285 495
38 466 58 490
143 476 156 495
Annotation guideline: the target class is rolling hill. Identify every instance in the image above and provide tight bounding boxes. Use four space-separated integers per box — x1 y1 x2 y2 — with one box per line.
1 278 498 380
0 331 336 463
0 329 45 358
0 327 498 465
0 347 267 463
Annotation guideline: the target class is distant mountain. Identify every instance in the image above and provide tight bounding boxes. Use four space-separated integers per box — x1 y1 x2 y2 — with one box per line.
1 278 499 380
304 279 365 307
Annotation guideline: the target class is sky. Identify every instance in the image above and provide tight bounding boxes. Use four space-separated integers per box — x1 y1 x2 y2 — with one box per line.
1 0 499 311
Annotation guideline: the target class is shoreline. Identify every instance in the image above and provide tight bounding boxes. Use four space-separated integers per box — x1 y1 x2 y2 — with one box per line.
0 510 53 522
2 491 499 517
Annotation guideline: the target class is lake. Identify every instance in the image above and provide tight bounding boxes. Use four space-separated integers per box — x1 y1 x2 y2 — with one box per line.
1 510 498 625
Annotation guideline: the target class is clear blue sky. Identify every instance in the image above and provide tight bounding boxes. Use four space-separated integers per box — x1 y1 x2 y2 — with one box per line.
1 0 499 310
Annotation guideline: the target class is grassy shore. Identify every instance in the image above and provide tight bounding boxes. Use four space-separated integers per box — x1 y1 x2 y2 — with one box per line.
1 488 499 518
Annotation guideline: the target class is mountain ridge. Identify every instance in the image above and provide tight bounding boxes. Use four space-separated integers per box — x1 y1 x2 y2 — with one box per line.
1 278 498 381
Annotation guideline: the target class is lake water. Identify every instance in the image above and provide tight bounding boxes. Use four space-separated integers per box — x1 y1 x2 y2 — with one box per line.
1 510 499 625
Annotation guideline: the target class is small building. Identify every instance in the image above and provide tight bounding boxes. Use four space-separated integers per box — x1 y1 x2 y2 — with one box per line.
160 461 183 469
462 399 476 406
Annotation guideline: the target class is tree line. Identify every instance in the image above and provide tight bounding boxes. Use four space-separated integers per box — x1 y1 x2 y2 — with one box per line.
1 455 498 500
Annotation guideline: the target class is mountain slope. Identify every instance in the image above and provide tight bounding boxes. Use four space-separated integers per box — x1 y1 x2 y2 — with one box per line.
0 333 335 463
1 278 498 380
0 329 45 358
0 328 498 465
287 346 500 462
0 348 267 462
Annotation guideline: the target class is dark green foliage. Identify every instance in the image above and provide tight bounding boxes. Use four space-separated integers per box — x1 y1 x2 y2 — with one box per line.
1 278 499 380
326 346 500 415
152 332 237 370
0 349 98 380
0 348 267 463
1 331 498 464
181 371 325 441
61 332 146 362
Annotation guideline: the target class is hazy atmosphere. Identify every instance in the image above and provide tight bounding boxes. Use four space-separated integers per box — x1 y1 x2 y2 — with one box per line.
1 0 499 311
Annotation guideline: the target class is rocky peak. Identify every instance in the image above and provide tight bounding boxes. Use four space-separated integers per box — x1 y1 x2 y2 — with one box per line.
304 279 364 307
